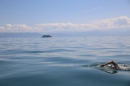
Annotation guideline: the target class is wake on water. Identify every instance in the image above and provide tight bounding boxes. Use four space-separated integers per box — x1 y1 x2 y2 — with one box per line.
97 64 130 70
82 63 130 74
97 64 130 74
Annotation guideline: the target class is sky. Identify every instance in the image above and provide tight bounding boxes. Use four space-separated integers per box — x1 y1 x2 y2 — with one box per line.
0 0 130 34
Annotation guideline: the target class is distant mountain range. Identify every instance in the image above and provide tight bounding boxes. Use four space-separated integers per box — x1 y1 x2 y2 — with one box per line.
0 29 130 38
0 33 42 38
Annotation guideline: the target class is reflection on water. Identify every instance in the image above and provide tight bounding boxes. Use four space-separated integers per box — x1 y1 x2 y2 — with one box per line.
0 36 130 86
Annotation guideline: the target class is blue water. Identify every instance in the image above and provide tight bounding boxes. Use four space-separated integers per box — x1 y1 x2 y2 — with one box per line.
0 36 130 86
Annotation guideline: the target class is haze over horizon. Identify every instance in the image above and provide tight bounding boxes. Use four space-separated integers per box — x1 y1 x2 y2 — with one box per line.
0 0 130 36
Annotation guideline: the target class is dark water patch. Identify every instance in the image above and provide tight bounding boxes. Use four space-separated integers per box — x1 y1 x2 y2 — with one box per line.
1 49 27 55
67 46 83 49
69 68 129 86
79 54 96 57
99 47 118 49
109 55 130 58
107 50 124 52
0 67 77 86
2 49 76 55
0 58 18 65
25 49 75 53
0 74 51 86
98 55 130 60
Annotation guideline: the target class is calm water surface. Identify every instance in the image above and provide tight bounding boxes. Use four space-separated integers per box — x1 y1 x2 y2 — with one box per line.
0 36 130 86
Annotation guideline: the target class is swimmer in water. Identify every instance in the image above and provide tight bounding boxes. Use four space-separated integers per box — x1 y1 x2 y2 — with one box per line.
101 60 121 69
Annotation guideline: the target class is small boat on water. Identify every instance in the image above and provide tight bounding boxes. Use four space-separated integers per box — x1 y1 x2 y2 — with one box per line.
41 35 52 38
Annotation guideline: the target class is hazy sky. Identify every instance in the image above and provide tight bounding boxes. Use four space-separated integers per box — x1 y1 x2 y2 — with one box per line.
0 0 130 33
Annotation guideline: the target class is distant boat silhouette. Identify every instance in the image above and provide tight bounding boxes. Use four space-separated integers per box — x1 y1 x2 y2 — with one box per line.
41 35 52 38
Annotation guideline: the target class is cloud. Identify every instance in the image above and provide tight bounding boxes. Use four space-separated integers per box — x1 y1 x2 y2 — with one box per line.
0 16 130 33
0 24 33 32
94 16 130 29
36 16 130 32
6 24 12 28
36 23 87 32
0 27 5 32
114 16 130 25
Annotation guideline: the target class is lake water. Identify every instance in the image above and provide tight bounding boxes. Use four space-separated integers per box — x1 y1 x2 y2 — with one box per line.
0 36 130 86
